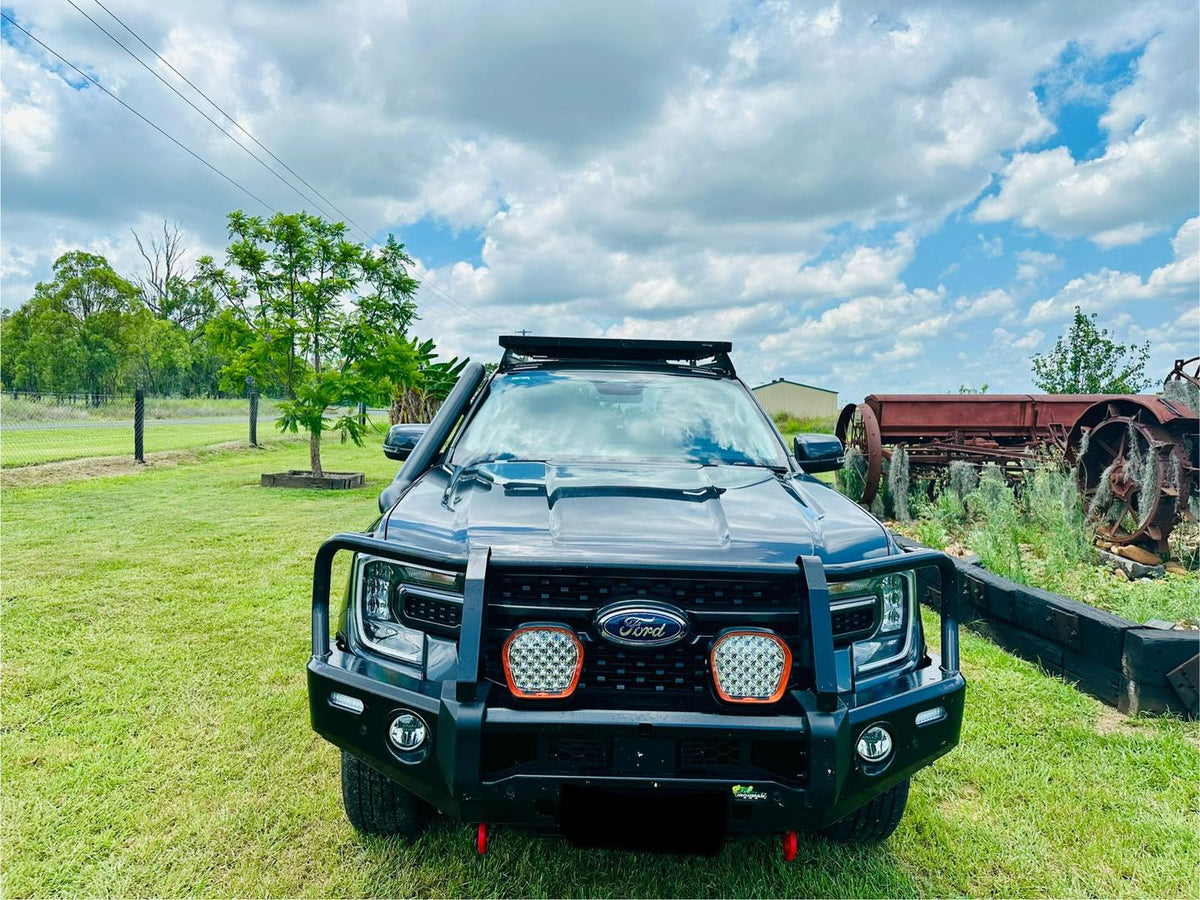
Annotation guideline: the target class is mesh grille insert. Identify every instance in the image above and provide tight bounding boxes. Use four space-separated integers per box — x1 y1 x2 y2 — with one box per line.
402 592 463 632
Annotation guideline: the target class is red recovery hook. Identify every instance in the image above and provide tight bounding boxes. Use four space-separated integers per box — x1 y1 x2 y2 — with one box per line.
476 823 488 855
782 830 798 862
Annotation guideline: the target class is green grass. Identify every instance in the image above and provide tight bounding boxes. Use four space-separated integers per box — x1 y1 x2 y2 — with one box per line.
0 422 288 467
772 412 836 436
0 395 282 424
2 443 1197 897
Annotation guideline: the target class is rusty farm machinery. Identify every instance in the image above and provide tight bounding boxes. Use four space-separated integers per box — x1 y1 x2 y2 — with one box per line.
834 357 1200 552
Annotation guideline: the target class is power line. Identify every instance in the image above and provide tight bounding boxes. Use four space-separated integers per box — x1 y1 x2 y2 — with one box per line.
83 0 505 335
87 0 376 242
16 7 505 335
0 12 277 212
66 0 344 224
420 278 505 329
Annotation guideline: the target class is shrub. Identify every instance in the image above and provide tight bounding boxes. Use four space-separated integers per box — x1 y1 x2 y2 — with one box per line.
837 446 867 501
946 460 979 500
888 446 911 523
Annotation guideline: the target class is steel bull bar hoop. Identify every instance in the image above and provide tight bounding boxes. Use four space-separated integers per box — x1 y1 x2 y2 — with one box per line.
310 532 468 660
823 548 961 676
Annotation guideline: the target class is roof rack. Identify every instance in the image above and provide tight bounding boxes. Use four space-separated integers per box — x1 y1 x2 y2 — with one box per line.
497 335 736 376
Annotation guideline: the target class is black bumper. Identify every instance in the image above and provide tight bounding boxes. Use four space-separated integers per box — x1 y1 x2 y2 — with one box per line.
308 534 965 836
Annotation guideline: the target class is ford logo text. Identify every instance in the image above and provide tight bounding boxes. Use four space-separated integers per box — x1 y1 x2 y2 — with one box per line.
595 602 689 648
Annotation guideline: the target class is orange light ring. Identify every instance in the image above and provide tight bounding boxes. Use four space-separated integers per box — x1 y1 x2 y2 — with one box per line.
710 629 792 704
502 625 584 699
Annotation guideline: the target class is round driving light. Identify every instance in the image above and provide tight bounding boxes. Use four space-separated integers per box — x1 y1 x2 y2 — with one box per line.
856 725 893 763
388 712 427 751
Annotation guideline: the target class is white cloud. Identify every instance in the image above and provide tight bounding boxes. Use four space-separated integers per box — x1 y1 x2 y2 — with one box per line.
979 235 1004 258
0 0 1195 399
975 16 1199 245
1015 249 1062 281
1027 216 1199 323
956 289 1016 320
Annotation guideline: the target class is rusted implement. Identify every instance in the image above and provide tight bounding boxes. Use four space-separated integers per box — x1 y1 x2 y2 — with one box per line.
836 362 1199 551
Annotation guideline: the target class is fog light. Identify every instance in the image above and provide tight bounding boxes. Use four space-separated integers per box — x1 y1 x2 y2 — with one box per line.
710 629 791 704
388 712 427 751
856 725 893 762
503 625 583 698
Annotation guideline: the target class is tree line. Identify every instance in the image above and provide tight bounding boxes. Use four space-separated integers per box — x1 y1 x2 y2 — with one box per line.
2 211 467 476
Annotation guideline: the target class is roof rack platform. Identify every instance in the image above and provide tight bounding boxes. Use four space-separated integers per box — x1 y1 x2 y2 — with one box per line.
498 335 735 375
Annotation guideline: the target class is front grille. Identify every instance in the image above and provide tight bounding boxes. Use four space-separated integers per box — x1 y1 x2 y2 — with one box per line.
489 571 796 612
585 641 710 698
484 569 808 709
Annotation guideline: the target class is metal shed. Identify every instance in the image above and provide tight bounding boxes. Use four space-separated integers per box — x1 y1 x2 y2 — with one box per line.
752 378 839 421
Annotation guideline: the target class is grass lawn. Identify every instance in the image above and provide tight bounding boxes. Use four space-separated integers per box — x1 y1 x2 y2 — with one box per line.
2 442 1197 897
0 422 296 467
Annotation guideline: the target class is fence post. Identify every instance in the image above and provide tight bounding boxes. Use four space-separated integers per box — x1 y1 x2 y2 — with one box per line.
249 391 259 447
358 401 367 429
134 389 145 463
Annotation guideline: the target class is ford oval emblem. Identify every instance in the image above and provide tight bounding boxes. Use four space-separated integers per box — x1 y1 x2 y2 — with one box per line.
595 602 689 648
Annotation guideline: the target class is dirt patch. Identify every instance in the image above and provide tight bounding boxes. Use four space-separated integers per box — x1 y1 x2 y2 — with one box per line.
0 439 303 488
939 783 987 823
1094 705 1148 738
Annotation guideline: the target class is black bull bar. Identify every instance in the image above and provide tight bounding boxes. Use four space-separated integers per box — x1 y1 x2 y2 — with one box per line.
309 533 962 825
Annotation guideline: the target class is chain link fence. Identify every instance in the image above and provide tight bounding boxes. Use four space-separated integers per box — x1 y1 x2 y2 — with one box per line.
0 391 286 469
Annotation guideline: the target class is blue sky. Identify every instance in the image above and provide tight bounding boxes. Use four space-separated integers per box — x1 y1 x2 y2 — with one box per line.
1 1 1196 399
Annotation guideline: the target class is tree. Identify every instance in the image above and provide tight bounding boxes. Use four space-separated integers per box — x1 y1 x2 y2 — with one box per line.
1031 307 1152 394
132 220 226 395
1 252 140 398
381 337 467 424
198 211 421 476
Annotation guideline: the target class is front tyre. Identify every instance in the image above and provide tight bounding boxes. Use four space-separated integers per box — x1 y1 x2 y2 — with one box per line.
821 778 909 843
340 752 433 837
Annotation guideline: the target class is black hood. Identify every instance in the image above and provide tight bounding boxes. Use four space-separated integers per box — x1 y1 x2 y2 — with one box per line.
381 461 893 567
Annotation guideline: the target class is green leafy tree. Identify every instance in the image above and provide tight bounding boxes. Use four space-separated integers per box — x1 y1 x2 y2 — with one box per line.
1031 307 1152 394
1 251 140 398
198 211 421 476
383 337 467 423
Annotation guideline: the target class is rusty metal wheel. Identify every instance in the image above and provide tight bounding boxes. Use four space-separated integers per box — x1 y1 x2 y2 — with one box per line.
1077 411 1190 552
835 402 883 505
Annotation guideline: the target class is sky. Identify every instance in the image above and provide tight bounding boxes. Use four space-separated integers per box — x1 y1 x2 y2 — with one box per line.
2 0 1197 400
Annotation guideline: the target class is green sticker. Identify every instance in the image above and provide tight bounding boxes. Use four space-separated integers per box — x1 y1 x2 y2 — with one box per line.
731 784 767 801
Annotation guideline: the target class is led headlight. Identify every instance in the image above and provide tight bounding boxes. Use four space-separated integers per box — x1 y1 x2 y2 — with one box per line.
502 625 583 699
356 556 464 665
710 629 791 704
830 571 915 675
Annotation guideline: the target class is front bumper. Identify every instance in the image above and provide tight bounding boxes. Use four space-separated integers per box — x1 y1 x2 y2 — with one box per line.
308 534 965 835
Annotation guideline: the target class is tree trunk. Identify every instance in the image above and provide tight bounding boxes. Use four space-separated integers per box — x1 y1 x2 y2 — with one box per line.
310 429 323 477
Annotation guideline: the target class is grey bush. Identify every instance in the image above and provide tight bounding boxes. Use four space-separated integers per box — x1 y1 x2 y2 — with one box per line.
888 446 911 523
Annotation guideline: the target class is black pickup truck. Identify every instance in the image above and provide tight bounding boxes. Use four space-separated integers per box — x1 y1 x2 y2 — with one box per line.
307 336 964 858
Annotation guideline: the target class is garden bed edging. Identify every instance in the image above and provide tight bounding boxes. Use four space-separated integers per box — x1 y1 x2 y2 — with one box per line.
261 470 365 490
893 533 1198 718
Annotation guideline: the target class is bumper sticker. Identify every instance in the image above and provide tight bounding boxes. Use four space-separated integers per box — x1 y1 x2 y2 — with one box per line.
731 784 767 802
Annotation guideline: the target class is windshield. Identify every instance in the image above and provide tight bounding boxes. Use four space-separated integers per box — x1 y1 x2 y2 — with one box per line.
451 368 788 468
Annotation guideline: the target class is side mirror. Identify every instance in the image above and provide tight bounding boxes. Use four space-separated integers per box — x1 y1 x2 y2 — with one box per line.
384 424 427 461
793 433 844 473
